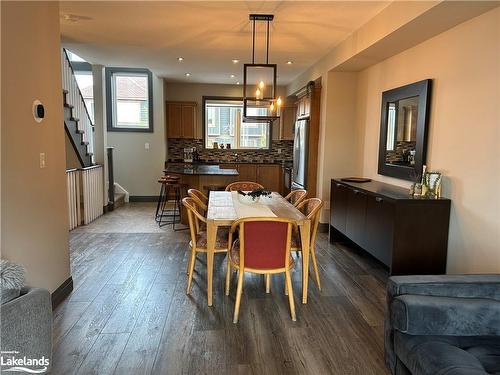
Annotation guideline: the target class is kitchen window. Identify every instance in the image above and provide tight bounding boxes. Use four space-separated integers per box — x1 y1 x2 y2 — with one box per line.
106 67 153 132
203 97 270 149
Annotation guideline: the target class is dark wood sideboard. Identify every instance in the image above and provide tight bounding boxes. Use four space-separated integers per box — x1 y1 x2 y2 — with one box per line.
329 179 451 275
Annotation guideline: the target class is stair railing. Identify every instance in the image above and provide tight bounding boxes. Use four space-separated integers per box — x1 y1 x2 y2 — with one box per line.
61 49 94 164
81 165 104 225
66 168 81 230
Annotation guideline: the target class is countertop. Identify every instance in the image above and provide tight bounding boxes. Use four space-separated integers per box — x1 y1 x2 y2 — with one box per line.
333 178 450 201
164 164 239 176
166 159 292 167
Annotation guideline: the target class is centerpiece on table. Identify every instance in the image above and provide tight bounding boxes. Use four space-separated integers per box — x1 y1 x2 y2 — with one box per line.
237 188 272 203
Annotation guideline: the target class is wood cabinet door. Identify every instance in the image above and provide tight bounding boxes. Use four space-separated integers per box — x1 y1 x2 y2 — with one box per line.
257 164 282 193
181 104 195 138
280 106 296 140
166 103 182 138
237 164 257 181
365 195 394 266
330 181 348 233
345 188 367 246
302 95 311 117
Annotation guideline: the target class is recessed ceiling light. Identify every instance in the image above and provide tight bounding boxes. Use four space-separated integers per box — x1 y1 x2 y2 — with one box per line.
230 74 235 78
185 73 191 77
232 59 239 64
236 82 240 85
177 57 184 62
286 60 293 65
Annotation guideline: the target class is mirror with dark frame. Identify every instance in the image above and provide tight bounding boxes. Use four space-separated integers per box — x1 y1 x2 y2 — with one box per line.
378 79 432 181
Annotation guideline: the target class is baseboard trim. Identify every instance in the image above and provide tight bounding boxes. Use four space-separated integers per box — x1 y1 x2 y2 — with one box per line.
51 276 73 309
129 195 158 202
318 223 329 233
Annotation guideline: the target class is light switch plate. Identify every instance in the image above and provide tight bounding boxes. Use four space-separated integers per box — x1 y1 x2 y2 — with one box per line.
39 153 46 168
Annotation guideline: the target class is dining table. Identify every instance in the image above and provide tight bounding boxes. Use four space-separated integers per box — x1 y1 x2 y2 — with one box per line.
205 191 311 306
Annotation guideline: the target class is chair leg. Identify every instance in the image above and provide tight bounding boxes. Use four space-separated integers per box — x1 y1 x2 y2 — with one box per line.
186 247 197 294
284 278 288 295
285 270 296 321
233 269 244 324
310 246 321 291
225 256 231 296
265 274 270 294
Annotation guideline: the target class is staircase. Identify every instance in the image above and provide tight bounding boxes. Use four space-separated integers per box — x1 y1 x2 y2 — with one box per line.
61 49 94 167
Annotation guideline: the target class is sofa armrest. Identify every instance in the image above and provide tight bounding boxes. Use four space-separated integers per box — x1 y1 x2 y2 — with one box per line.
388 275 500 300
0 288 52 371
391 294 500 336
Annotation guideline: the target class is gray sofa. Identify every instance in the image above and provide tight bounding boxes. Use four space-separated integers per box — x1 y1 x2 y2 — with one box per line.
385 275 500 375
0 287 52 372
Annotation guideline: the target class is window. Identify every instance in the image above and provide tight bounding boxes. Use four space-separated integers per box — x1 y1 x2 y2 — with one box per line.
106 68 153 132
204 98 270 149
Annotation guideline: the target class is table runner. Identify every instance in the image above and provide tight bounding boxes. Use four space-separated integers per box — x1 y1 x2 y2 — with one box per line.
230 191 277 218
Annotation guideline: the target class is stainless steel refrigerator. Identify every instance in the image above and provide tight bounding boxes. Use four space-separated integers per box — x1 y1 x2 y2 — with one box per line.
292 118 309 190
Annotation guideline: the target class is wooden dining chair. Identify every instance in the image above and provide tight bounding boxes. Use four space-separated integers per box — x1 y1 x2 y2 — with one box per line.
225 181 264 192
182 197 230 295
187 188 208 213
285 189 308 207
291 198 324 290
225 217 296 323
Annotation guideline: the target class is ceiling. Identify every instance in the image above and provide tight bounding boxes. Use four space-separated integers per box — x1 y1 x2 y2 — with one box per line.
60 1 389 85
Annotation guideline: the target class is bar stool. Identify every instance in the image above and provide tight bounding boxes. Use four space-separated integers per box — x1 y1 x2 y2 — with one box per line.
155 175 188 230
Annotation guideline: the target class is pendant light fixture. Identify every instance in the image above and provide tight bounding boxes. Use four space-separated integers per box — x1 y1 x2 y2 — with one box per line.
243 14 282 122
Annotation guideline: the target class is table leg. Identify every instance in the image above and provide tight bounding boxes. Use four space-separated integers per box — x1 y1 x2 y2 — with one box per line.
299 220 311 304
206 219 217 307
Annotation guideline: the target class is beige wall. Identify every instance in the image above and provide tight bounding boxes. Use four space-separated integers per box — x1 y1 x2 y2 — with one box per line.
107 75 165 196
355 8 500 274
1 1 71 292
164 81 287 140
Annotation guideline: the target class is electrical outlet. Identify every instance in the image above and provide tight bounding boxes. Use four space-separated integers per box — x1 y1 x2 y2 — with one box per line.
277 148 282 154
39 153 46 168
145 142 150 150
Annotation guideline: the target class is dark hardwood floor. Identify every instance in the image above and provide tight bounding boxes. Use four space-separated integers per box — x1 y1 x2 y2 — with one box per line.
53 203 389 375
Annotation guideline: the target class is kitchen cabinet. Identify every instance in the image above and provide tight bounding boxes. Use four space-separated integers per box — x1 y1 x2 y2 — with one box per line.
330 179 451 275
217 163 283 193
279 106 296 140
257 164 282 193
237 164 257 181
296 94 311 118
166 101 196 139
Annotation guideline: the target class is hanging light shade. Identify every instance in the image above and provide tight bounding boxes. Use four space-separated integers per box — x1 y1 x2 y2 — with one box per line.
243 14 282 122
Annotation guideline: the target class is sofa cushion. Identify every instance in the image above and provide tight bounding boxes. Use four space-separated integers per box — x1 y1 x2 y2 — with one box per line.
0 260 25 304
395 332 500 375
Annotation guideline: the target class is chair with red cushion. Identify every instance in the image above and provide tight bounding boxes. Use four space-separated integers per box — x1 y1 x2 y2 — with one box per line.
182 197 230 295
225 217 296 323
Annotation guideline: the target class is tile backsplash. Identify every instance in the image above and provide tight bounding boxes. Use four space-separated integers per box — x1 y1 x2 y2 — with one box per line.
167 138 293 163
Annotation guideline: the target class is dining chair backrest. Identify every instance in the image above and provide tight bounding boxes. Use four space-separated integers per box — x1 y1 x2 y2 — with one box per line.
182 197 207 247
188 188 208 212
231 217 294 270
297 198 324 245
225 181 264 192
285 189 308 206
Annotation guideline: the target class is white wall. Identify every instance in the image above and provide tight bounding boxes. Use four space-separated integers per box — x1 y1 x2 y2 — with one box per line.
355 8 500 273
107 75 165 197
1 1 71 292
